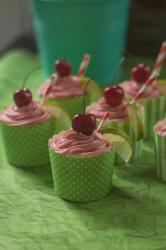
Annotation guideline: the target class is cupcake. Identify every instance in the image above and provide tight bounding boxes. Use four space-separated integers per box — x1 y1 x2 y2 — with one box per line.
86 85 143 160
38 56 101 118
49 111 132 202
121 63 166 138
0 88 55 167
154 119 166 181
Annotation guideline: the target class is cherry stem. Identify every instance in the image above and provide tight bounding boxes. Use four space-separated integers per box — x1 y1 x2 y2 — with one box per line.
111 57 125 83
83 78 92 115
22 66 42 89
103 57 125 86
123 49 140 66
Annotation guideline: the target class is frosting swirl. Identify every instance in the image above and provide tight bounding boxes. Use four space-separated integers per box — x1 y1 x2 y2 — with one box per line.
86 97 128 121
38 74 84 99
154 119 166 136
49 129 112 156
121 80 162 99
0 101 52 126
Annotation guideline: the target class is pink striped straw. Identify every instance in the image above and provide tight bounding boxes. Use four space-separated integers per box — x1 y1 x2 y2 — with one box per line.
130 72 158 104
77 54 91 77
153 41 166 75
97 112 110 131
40 75 56 105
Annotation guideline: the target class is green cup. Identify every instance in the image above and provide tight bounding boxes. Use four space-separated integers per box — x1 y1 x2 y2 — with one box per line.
30 0 130 85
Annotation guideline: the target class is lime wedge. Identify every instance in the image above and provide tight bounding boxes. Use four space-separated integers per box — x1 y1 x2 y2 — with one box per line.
81 77 102 102
127 103 144 140
43 101 71 132
156 80 166 95
100 127 133 163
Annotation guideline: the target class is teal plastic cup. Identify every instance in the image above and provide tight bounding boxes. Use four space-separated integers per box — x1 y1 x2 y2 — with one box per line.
30 0 130 85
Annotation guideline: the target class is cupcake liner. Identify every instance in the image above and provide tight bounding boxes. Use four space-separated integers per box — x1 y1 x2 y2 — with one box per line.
155 133 166 181
108 119 142 161
140 96 166 139
1 119 55 167
47 95 89 118
49 149 115 202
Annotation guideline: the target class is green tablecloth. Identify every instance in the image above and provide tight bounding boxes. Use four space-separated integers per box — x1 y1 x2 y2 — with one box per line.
0 50 166 250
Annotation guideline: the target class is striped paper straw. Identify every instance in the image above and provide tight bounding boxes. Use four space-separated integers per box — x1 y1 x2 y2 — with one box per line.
153 41 166 75
130 72 158 104
77 54 91 77
97 112 110 131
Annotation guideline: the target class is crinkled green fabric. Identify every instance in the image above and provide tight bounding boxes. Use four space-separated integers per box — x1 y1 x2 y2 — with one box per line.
0 50 166 250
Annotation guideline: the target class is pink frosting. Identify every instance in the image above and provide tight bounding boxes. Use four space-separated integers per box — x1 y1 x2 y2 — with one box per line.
86 97 128 121
38 74 84 99
49 129 112 156
154 119 166 136
0 101 52 126
121 80 162 99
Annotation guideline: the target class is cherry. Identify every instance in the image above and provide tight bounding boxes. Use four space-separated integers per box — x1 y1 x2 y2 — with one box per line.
55 60 72 77
13 88 32 107
132 63 151 84
104 85 124 107
72 113 96 136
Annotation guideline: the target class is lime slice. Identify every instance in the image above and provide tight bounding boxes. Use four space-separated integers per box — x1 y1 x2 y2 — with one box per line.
127 103 144 140
100 127 133 163
81 77 102 102
156 80 166 95
43 100 71 132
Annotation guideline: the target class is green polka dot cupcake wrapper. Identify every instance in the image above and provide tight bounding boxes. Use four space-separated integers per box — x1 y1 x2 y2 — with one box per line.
155 133 166 181
1 119 55 167
49 149 115 202
140 96 166 139
47 95 89 118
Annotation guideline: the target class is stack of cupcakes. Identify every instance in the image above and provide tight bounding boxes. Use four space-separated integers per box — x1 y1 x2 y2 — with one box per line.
0 77 132 201
1 42 166 202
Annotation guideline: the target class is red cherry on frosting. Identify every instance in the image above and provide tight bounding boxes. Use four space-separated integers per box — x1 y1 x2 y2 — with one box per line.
72 113 96 136
132 63 151 84
104 85 124 107
13 88 32 107
55 60 72 77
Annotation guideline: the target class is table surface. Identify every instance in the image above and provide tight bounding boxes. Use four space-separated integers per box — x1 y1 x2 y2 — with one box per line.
0 49 166 250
